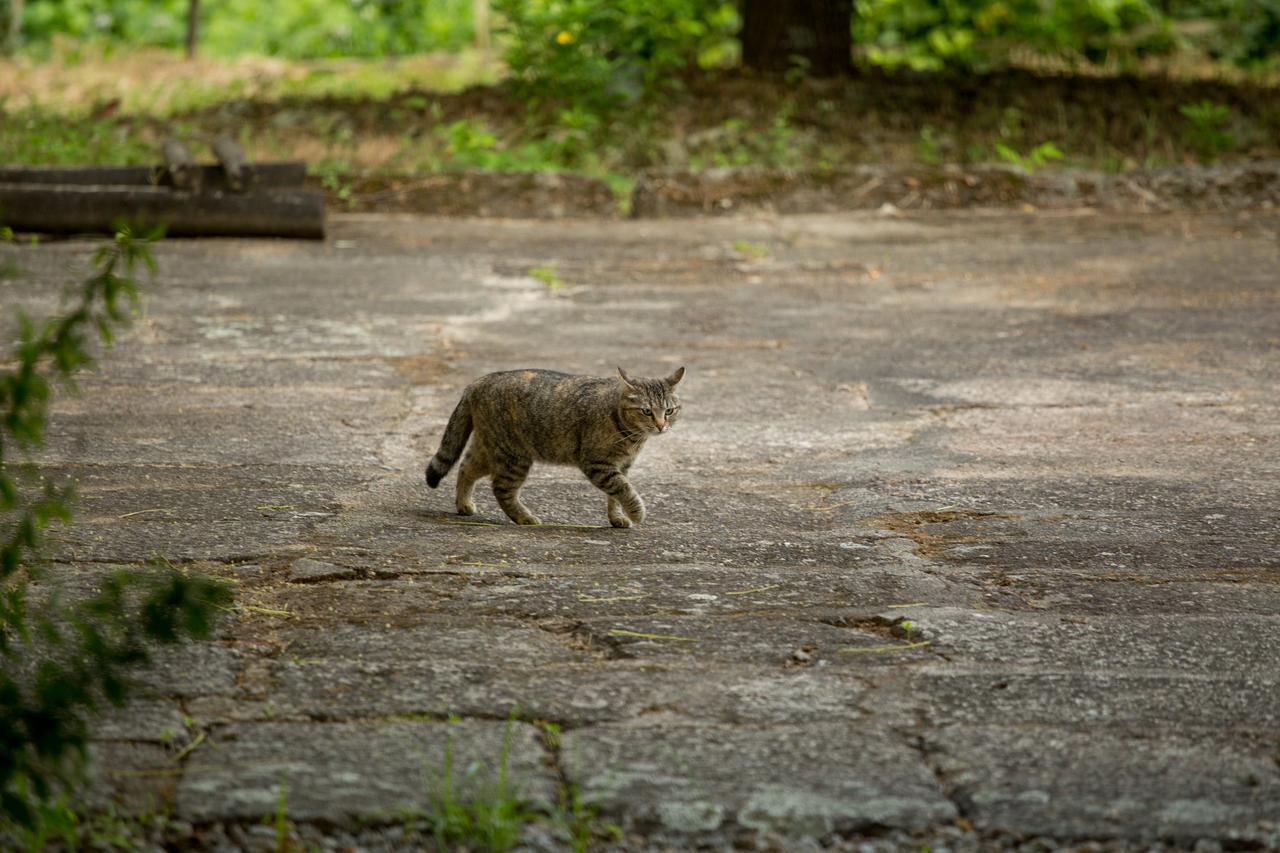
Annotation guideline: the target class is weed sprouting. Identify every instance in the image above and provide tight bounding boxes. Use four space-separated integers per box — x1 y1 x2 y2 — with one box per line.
995 141 1065 173
732 240 770 261
1179 100 1237 162
528 264 565 291
551 783 621 853
415 721 534 853
917 126 943 166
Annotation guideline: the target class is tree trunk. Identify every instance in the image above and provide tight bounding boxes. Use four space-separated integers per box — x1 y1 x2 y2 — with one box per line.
185 0 200 58
3 0 24 56
740 0 852 78
473 0 490 53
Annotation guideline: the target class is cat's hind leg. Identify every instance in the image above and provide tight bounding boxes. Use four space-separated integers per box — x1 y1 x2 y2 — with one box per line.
455 446 489 516
492 455 539 525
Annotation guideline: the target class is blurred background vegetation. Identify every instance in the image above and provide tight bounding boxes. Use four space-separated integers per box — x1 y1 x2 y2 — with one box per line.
1 0 1278 204
5 0 1278 70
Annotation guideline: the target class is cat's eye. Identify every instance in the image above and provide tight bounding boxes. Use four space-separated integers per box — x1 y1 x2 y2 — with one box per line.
642 407 652 415
665 408 674 415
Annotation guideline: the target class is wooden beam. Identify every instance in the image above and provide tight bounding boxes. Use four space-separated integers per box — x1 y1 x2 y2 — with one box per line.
211 135 251 192
0 162 309 190
163 138 201 191
0 184 326 239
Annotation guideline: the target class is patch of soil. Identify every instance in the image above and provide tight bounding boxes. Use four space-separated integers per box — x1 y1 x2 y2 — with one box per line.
866 508 1019 559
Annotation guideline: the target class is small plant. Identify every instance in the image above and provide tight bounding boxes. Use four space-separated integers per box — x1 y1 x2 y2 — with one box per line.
894 619 925 641
995 141 1065 174
732 240 770 261
551 783 621 853
313 160 356 208
264 779 292 852
421 722 534 853
916 126 943 166
1179 101 1237 163
528 264 565 291
1 228 231 839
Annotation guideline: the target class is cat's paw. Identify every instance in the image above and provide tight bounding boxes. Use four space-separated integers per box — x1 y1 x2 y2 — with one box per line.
456 501 476 516
609 514 632 528
514 515 541 526
626 502 646 524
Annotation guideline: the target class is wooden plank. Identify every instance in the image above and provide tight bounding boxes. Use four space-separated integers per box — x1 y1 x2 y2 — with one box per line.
0 162 309 190
211 135 251 192
0 184 326 239
163 139 201 191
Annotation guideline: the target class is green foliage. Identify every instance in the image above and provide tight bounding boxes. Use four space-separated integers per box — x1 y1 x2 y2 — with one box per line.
1179 100 1237 161
917 125 943 165
854 0 1176 69
19 0 477 58
494 0 739 113
8 0 1280 71
528 264 565 291
1162 0 1280 68
685 108 806 171
995 140 1065 172
551 782 619 853
0 106 155 167
0 228 231 836
732 240 770 261
421 723 533 853
265 779 293 852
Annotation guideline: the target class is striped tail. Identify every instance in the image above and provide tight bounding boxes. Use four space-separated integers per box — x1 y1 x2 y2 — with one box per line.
425 394 472 488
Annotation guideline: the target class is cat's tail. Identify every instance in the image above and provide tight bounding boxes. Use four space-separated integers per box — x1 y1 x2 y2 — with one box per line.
425 393 472 488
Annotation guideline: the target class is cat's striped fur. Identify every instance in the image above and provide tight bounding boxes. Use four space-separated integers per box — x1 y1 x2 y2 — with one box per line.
425 366 684 527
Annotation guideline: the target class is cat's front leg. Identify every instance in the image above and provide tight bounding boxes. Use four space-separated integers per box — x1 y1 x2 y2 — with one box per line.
583 462 645 526
607 496 631 528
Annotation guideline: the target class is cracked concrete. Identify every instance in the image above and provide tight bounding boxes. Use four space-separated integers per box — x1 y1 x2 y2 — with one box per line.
3 209 1278 849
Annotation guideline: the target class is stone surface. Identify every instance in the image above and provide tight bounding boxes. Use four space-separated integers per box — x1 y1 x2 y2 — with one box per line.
176 720 556 822
928 727 1280 845
562 718 957 836
4 209 1276 847
288 558 358 583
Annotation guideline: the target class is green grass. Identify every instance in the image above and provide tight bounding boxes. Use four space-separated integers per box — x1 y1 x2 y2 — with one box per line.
732 240 770 261
0 106 156 166
420 723 533 853
2 50 1276 188
528 264 565 291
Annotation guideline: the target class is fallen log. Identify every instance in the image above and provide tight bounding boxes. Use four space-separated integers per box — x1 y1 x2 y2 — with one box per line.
0 183 326 239
0 162 308 191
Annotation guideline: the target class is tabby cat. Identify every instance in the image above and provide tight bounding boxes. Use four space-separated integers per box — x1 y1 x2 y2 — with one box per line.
425 366 684 527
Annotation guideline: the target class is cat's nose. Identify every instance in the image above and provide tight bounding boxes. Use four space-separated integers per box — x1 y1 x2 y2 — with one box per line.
655 417 666 431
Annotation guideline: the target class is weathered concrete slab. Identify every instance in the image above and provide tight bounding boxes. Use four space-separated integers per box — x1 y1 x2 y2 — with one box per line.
4 209 1277 846
928 726 1280 845
80 742 181 814
176 720 556 823
895 669 1280 733
562 717 956 836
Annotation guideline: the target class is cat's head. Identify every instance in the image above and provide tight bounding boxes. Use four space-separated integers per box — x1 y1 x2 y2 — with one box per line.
617 366 684 434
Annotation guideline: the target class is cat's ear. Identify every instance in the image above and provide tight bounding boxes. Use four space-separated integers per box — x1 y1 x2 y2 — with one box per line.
617 367 639 388
665 366 685 387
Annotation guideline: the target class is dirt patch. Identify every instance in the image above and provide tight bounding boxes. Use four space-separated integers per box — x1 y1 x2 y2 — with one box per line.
631 163 1280 217
321 171 618 218
866 509 1019 559
384 353 453 385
